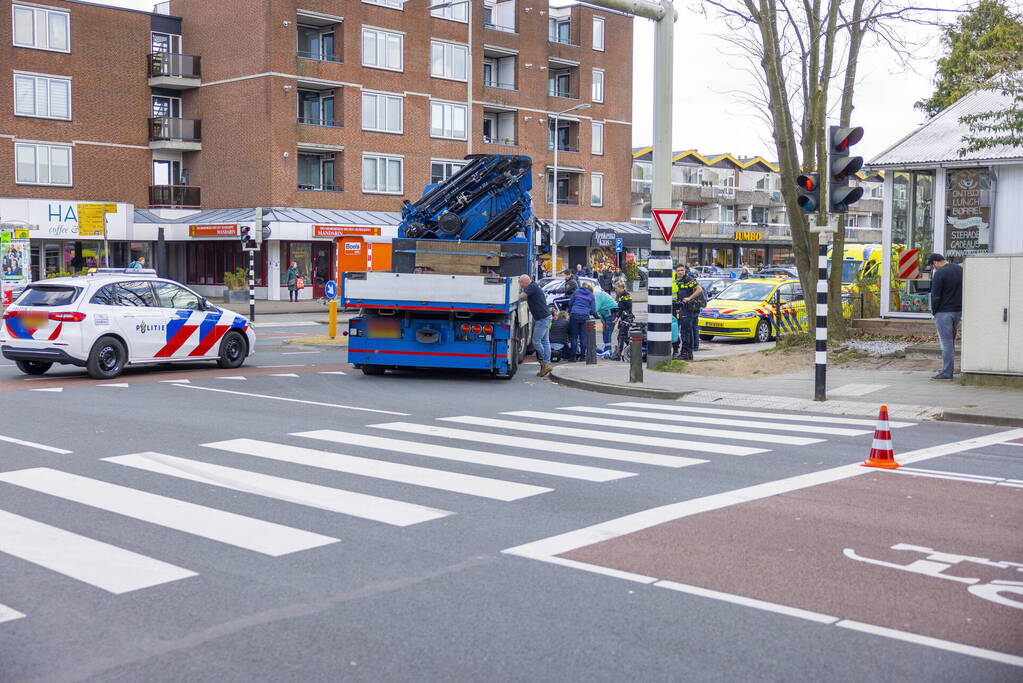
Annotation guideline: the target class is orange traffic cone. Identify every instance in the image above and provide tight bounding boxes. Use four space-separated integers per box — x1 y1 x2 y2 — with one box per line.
862 405 901 469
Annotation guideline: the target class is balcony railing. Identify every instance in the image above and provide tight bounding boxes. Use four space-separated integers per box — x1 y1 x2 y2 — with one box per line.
149 185 200 209
548 31 578 46
483 21 516 33
547 142 579 153
148 53 201 79
548 88 579 100
297 183 343 192
297 116 342 127
149 117 201 141
482 79 516 90
550 198 578 206
297 50 343 63
482 135 517 146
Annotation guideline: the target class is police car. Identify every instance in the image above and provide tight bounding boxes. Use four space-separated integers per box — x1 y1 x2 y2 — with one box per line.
2 269 255 379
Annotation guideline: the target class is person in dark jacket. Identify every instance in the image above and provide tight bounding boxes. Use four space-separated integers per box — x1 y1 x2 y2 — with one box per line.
562 269 578 296
549 311 571 361
928 253 963 380
598 267 613 293
567 282 597 361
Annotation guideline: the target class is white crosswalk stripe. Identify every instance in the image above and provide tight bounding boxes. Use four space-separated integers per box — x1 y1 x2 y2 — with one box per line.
105 452 451 527
0 602 25 624
611 402 917 428
0 468 337 557
203 438 552 501
438 416 768 456
293 430 635 482
502 411 823 447
559 406 870 437
0 508 197 593
370 422 707 469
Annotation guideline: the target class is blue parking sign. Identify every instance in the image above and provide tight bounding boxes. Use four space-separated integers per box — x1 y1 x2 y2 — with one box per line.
324 280 337 300
615 238 623 253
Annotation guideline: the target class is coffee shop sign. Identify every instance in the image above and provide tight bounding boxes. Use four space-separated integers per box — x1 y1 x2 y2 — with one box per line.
0 199 127 238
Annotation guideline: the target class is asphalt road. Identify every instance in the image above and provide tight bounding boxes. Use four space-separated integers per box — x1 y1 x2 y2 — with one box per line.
1 314 1020 682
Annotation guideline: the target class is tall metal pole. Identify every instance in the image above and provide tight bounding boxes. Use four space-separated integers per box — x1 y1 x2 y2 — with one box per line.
645 0 676 368
814 240 828 400
552 113 560 276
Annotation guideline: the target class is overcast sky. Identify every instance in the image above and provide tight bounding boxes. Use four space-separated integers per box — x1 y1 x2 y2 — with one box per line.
95 0 975 160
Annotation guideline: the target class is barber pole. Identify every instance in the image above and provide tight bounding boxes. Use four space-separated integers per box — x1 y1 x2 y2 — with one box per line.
897 248 920 280
815 242 828 400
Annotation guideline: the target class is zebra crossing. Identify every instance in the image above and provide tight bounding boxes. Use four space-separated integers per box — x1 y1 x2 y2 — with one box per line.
0 400 915 622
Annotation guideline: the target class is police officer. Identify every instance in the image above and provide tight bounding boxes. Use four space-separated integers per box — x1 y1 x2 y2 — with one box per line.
610 282 633 361
672 264 705 360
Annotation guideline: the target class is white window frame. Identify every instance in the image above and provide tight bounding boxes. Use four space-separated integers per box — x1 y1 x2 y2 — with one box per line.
431 1 468 23
591 121 604 155
592 68 604 103
430 158 467 183
14 141 72 186
591 173 604 207
361 91 404 134
430 100 468 140
592 16 605 51
361 27 403 72
430 40 469 82
151 31 181 54
13 4 70 53
13 72 71 120
362 153 404 194
363 0 404 9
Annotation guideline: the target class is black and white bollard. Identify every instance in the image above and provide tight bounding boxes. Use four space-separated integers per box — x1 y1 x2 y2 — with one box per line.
814 242 827 401
647 250 673 367
585 319 597 364
248 251 256 322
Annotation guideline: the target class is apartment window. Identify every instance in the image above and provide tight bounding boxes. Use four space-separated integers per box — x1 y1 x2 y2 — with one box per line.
592 69 604 103
431 1 467 22
591 121 604 155
152 95 181 118
430 101 467 140
364 0 403 8
15 142 71 186
548 17 571 44
363 154 403 194
430 41 468 81
591 173 604 207
153 159 183 185
548 120 576 152
482 110 516 145
592 17 605 50
361 92 402 133
298 89 336 126
483 0 516 31
14 74 70 120
362 27 402 71
546 171 574 205
431 160 466 184
151 32 181 54
483 54 515 89
298 152 339 191
297 24 338 62
13 4 69 52
548 69 572 98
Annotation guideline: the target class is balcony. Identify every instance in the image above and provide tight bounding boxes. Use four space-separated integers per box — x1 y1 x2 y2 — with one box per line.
297 116 342 128
482 135 517 146
147 53 202 89
482 78 516 91
547 142 579 153
297 50 342 64
149 117 202 151
149 185 200 209
297 183 342 193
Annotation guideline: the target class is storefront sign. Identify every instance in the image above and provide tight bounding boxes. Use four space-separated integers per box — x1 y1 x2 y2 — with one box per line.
76 203 116 237
733 231 763 241
591 229 617 248
0 199 129 239
314 225 381 237
944 169 994 260
189 224 239 237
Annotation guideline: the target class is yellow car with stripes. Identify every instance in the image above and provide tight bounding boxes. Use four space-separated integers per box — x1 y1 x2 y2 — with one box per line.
698 277 809 343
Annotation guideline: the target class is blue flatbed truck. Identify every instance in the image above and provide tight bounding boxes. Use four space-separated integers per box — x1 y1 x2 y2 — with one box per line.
343 154 544 378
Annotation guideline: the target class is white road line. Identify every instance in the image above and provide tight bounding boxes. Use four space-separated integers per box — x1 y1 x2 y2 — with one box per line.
611 402 916 428
173 384 408 416
502 410 822 447
29 387 62 393
656 580 839 625
203 438 551 502
828 383 889 397
560 406 869 437
269 373 300 377
106 452 450 527
371 423 706 469
293 430 635 482
0 508 196 594
0 434 72 455
0 602 26 624
216 376 247 380
890 470 997 485
898 467 1004 482
836 620 1023 669
96 383 129 388
318 371 348 375
158 378 190 383
439 416 766 457
0 468 336 557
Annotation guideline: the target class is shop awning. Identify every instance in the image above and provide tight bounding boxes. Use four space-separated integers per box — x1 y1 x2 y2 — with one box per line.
133 207 403 226
556 221 650 247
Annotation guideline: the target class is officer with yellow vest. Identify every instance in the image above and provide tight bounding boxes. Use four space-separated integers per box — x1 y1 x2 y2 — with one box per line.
672 264 705 359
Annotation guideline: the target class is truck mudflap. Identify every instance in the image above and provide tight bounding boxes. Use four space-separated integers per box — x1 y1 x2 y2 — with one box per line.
347 317 513 373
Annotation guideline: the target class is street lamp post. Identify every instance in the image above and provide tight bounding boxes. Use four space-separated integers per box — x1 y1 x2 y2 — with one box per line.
551 102 590 276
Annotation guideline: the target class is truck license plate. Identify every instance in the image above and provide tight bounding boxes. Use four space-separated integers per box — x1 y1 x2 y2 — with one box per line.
368 319 402 339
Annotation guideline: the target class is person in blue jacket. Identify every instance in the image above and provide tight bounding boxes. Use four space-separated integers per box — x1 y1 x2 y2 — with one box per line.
568 282 597 361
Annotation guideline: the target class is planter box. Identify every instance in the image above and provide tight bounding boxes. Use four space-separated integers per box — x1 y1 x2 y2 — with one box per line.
223 288 248 303
628 280 639 292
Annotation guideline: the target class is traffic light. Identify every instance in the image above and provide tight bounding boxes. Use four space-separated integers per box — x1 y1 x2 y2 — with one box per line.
253 207 264 247
240 225 258 251
796 173 820 213
828 126 864 213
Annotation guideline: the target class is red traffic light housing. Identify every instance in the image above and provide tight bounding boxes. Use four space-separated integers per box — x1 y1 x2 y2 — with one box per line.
828 125 864 214
796 173 820 213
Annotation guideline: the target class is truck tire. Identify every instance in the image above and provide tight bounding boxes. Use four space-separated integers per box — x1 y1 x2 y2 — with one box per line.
495 334 518 380
86 336 127 380
362 364 386 375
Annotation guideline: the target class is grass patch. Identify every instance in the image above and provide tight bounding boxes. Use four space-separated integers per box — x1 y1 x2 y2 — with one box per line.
653 359 688 373
831 349 866 363
761 332 813 354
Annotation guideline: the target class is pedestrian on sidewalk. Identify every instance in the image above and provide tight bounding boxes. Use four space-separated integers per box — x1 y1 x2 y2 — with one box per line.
611 266 626 290
286 262 300 302
568 281 596 361
518 274 553 377
598 266 613 293
594 284 618 352
928 253 962 380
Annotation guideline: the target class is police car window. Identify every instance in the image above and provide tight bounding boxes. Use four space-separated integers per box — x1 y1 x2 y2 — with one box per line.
90 284 118 306
777 284 795 302
116 281 158 307
18 285 80 307
153 282 201 310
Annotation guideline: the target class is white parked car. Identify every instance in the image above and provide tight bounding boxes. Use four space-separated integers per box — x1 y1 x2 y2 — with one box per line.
2 269 255 379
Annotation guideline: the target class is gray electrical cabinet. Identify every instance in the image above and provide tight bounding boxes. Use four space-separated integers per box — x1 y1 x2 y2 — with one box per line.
961 253 1023 377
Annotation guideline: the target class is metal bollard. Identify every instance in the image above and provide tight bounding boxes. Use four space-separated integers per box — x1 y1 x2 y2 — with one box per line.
585 319 597 364
629 328 643 383
328 299 338 339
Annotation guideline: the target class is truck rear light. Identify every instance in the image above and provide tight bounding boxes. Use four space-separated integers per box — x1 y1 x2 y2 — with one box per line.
460 324 471 334
49 312 86 322
482 325 493 334
471 324 482 334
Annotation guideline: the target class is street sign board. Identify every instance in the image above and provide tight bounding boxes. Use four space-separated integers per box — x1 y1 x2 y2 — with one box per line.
324 280 338 300
615 237 623 253
651 208 685 244
76 203 113 237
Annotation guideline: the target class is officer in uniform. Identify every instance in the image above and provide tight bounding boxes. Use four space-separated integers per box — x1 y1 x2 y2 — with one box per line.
610 282 634 361
672 264 705 360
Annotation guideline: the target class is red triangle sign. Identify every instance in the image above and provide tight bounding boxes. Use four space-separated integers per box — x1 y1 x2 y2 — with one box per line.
651 208 685 243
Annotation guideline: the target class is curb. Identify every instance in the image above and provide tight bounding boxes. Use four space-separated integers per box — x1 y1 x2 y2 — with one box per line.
549 367 694 400
938 411 1023 428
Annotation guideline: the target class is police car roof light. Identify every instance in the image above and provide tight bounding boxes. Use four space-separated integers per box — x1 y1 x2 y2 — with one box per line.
87 268 159 276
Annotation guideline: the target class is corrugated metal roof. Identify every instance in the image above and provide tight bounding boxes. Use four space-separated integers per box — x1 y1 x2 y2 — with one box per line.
870 89 1023 167
133 207 402 225
558 220 648 234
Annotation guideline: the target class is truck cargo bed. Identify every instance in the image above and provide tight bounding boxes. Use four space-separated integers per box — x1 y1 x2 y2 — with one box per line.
342 272 516 313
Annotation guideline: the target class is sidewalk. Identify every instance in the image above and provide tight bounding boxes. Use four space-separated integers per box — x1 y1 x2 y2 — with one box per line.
549 361 1023 426
209 298 329 314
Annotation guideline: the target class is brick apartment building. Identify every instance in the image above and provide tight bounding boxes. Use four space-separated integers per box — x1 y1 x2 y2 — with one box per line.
0 0 632 300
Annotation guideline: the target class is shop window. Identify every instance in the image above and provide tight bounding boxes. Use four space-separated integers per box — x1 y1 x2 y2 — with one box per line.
186 242 265 287
888 171 934 314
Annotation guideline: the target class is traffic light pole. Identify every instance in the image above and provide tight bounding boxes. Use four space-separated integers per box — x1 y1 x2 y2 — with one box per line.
248 251 255 322
815 239 828 401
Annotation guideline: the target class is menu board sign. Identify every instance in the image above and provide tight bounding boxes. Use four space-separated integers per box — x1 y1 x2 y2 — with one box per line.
944 169 994 260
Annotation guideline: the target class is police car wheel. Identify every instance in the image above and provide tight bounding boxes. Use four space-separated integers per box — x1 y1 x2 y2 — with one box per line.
87 337 127 380
755 319 772 343
16 360 52 375
217 331 247 369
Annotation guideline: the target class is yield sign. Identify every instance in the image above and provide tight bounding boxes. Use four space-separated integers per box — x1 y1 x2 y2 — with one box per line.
651 208 685 243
